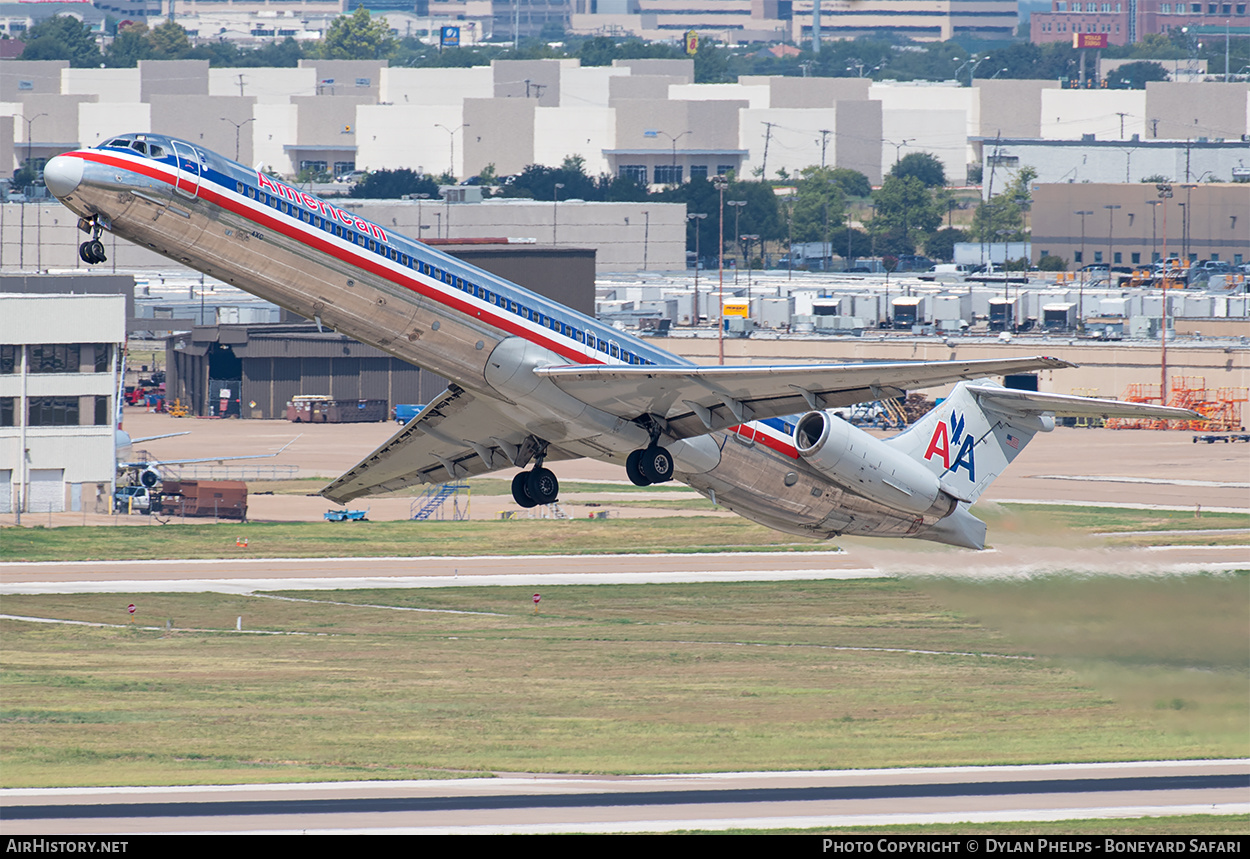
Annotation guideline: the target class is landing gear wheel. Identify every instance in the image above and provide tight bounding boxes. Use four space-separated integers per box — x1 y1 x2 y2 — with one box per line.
511 472 538 508
526 467 559 505
78 240 107 265
637 445 674 484
625 449 653 487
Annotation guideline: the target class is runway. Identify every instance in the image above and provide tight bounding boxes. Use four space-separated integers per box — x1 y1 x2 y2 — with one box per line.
2 760 1245 834
3 544 1247 595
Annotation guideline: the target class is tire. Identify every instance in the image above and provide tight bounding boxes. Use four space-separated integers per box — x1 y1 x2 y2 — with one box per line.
625 449 653 487
638 445 674 484
79 243 94 264
526 467 559 505
88 240 106 263
511 472 538 508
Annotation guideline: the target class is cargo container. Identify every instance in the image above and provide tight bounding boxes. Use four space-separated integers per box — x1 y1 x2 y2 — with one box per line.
285 396 389 423
157 480 248 520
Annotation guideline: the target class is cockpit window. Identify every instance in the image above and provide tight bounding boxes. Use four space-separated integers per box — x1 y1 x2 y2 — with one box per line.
148 144 165 158
104 138 132 148
130 141 147 155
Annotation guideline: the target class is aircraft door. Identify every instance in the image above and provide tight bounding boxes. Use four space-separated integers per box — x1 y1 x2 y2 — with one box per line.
170 141 202 199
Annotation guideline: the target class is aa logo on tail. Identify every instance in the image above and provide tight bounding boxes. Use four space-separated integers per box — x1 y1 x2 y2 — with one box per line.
923 411 975 481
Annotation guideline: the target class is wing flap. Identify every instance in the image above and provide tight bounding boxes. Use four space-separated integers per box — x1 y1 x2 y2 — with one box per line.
321 384 577 504
535 356 1075 439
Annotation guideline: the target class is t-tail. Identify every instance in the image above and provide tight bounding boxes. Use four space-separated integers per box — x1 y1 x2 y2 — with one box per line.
885 380 1200 550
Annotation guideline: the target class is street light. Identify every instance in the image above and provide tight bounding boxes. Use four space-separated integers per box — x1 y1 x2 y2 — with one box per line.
219 116 255 161
687 212 707 323
653 130 692 182
1104 204 1121 272
1074 210 1093 330
739 234 759 297
727 200 746 284
16 112 46 271
403 192 431 239
884 138 914 165
712 175 729 364
553 182 565 244
434 123 468 179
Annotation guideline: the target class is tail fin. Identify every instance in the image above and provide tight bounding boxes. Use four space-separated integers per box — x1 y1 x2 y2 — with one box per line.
886 380 1200 505
885 381 1048 505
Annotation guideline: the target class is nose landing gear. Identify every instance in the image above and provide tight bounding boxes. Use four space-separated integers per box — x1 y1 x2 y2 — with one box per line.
77 217 107 265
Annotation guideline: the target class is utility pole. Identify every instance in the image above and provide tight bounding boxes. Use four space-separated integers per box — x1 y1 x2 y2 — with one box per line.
817 129 832 169
760 121 777 178
727 200 746 284
552 182 564 244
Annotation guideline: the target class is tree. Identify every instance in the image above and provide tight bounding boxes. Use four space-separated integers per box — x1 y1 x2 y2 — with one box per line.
971 166 1036 243
924 227 968 262
19 16 102 67
827 167 872 198
789 166 847 245
147 21 192 59
349 169 441 199
889 152 946 188
496 159 598 201
1106 61 1169 89
319 7 396 60
871 175 943 255
105 21 151 67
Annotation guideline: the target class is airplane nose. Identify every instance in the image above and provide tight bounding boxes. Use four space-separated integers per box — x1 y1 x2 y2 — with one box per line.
43 155 83 199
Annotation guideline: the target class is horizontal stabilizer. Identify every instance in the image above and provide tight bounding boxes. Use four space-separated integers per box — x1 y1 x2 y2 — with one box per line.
966 385 1201 421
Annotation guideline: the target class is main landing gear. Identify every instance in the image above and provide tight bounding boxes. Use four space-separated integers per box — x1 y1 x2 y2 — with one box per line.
511 465 558 508
625 445 674 487
78 217 107 265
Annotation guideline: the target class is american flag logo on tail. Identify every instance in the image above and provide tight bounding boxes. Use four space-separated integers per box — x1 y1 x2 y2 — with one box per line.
1005 433 1020 450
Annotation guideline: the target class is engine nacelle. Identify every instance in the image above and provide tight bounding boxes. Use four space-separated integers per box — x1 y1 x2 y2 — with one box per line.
793 410 953 516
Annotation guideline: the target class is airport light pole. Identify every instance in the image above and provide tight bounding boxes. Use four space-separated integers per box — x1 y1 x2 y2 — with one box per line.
727 200 746 284
1074 210 1093 332
1104 204 1121 272
884 138 913 165
552 182 564 244
654 130 692 181
687 212 707 323
713 175 729 364
740 234 759 299
219 116 255 161
434 123 467 179
16 113 46 271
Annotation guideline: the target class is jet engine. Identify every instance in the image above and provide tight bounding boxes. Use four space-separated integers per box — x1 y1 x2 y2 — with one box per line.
793 410 955 517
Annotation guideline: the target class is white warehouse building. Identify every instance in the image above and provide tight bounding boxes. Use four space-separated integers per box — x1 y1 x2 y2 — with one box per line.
0 294 125 515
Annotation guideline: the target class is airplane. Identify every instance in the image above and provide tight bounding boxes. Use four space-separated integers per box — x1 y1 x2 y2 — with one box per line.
42 135 1196 549
114 428 298 488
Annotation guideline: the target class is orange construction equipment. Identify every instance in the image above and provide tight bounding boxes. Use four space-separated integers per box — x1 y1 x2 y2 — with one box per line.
1105 383 1163 429
1107 378 1244 431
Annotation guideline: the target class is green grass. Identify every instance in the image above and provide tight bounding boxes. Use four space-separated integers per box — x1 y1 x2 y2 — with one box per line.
0 517 822 562
2 574 1245 788
2 503 1246 563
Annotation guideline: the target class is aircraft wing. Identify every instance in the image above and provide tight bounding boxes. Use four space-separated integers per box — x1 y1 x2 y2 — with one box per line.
535 356 1075 440
965 385 1201 420
321 384 579 505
